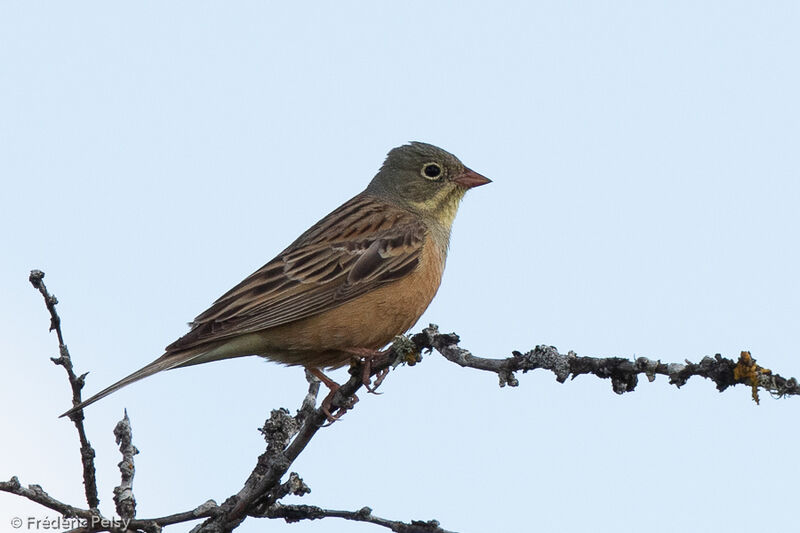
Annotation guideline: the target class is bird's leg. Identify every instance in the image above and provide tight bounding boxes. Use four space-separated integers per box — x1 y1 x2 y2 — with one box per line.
308 368 358 423
371 364 391 390
343 347 391 394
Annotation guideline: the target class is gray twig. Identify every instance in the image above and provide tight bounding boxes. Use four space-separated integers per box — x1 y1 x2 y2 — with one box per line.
259 503 455 533
0 475 218 533
28 269 99 509
412 324 799 402
113 410 139 519
0 476 96 521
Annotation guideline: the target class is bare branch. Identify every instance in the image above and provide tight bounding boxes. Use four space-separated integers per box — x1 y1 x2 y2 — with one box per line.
127 500 220 530
0 476 219 533
113 410 138 519
28 269 100 509
210 345 415 531
0 477 96 521
412 324 799 401
259 503 456 533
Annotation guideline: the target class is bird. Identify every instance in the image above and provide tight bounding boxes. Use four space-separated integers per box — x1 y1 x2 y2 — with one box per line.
61 142 491 418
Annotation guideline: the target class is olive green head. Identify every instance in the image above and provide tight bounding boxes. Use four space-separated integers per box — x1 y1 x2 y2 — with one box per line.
366 142 490 227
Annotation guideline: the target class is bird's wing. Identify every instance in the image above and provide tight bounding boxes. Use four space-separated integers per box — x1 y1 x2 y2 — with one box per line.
165 194 426 353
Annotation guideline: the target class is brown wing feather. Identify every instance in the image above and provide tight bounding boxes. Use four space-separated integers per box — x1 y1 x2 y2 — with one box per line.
165 194 426 353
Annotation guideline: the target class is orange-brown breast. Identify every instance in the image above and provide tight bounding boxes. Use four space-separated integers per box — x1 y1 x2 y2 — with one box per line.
258 234 446 368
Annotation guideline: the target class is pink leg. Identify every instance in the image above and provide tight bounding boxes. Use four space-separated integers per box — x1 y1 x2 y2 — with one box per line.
342 347 391 393
309 368 358 423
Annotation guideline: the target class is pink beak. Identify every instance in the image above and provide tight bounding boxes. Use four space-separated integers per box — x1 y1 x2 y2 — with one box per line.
453 167 492 189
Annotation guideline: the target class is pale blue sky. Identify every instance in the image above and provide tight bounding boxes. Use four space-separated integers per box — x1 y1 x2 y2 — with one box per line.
2 2 798 533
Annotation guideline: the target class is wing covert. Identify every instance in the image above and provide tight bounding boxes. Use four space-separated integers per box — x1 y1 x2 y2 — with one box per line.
165 195 426 353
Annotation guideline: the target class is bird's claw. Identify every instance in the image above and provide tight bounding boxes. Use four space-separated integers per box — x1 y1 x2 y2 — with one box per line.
309 367 358 424
368 367 390 392
359 352 391 394
320 387 358 425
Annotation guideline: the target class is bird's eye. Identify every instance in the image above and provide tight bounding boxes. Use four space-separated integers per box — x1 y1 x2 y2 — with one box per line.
421 162 442 180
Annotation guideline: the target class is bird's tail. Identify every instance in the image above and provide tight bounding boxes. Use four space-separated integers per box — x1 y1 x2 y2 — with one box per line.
59 350 205 418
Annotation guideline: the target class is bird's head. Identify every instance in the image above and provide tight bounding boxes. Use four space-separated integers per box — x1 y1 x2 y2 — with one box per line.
366 142 491 228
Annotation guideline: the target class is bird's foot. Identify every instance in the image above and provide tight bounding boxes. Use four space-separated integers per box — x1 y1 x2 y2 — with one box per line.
371 366 390 391
345 347 390 394
309 368 358 424
319 387 359 425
